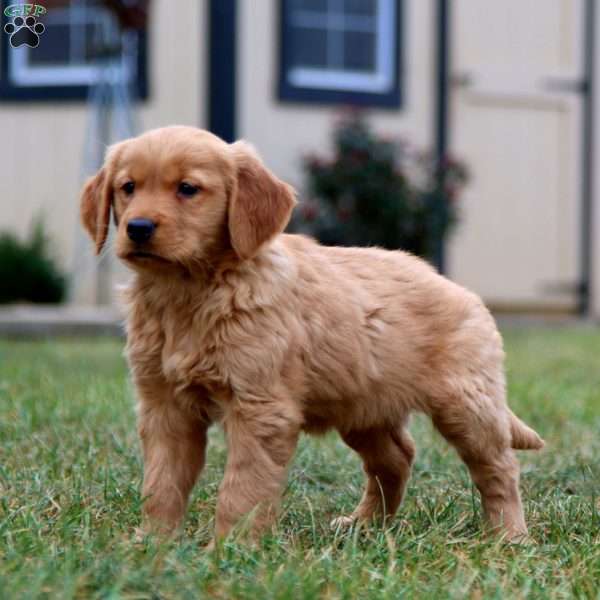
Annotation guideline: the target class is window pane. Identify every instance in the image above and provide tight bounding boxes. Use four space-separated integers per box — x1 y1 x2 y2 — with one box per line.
28 24 71 66
291 27 328 68
291 0 328 12
343 0 376 17
343 31 376 71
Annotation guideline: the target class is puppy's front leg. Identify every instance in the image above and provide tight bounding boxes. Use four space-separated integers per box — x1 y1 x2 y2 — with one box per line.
215 396 301 539
137 383 210 535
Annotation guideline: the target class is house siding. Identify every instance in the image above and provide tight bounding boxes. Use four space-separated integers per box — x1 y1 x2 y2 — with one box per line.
0 0 206 302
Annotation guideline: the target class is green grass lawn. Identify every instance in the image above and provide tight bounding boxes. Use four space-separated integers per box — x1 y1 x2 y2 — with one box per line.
0 329 599 599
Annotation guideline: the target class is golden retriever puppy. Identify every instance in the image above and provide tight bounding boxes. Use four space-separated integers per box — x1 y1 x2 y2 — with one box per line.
80 126 543 542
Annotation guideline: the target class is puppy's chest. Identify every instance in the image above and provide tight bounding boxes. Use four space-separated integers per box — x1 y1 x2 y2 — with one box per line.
127 303 233 394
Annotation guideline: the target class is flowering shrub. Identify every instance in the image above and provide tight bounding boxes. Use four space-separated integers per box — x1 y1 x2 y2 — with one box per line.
294 113 468 259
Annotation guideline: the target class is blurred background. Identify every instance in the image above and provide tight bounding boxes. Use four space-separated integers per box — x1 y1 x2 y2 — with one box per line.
1 0 600 324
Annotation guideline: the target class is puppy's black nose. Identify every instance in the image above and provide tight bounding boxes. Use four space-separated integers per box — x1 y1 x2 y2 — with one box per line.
127 218 156 244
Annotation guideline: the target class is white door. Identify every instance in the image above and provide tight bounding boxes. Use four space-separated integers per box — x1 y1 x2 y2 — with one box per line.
448 0 584 312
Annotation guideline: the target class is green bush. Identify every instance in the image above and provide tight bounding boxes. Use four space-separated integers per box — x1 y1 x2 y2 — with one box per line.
294 112 468 259
0 220 66 304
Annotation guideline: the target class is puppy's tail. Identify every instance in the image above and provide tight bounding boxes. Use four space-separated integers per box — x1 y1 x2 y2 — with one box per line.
509 410 544 450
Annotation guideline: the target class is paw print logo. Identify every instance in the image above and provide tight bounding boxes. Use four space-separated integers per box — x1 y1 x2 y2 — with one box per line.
4 15 45 48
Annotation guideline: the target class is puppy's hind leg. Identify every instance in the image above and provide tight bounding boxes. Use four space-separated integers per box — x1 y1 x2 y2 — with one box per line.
430 389 530 541
332 426 415 528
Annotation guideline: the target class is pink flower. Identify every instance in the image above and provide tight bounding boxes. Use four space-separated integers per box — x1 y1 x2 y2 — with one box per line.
301 202 319 222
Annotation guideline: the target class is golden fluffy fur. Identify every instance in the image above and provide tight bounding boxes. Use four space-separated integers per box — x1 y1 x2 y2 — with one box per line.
80 126 544 542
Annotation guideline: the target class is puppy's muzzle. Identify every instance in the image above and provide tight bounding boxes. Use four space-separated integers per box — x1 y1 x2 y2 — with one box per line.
127 218 156 244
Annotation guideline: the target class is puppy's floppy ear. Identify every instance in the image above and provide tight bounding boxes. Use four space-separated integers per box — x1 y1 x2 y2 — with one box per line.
228 141 297 260
80 168 113 255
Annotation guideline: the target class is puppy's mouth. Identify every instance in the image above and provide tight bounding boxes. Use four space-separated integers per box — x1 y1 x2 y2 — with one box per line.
125 251 171 264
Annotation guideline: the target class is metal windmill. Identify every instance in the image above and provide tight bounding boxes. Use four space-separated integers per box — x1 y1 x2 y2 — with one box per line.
71 0 149 305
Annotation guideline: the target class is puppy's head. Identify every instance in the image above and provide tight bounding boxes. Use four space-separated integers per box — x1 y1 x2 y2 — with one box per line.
80 126 296 271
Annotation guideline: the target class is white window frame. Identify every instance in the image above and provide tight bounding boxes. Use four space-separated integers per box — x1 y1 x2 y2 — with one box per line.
287 0 396 93
9 4 130 88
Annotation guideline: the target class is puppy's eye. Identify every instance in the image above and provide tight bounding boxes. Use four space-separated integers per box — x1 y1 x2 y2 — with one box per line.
177 182 199 198
122 181 135 195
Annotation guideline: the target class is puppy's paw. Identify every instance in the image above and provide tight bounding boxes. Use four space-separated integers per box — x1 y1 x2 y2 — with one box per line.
133 521 178 543
330 515 356 530
504 531 535 546
133 526 149 544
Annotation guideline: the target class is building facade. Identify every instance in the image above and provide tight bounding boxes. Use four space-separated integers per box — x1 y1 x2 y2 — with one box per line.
1 0 599 316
